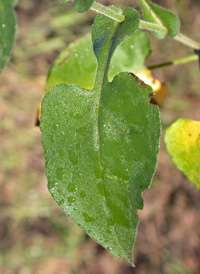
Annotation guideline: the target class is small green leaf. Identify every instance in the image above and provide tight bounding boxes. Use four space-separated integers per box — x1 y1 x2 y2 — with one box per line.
45 31 152 93
138 0 180 38
0 0 17 72
165 118 200 189
73 0 94 13
41 7 161 264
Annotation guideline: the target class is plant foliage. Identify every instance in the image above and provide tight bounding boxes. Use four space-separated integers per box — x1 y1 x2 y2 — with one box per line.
165 119 200 189
73 0 95 13
44 30 152 93
138 0 180 38
1 0 200 265
0 0 17 72
40 7 161 264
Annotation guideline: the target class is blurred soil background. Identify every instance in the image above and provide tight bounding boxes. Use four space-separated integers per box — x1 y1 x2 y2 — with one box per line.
0 0 200 273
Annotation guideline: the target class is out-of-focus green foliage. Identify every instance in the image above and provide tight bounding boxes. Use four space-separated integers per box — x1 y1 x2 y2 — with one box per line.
59 0 70 2
0 0 18 72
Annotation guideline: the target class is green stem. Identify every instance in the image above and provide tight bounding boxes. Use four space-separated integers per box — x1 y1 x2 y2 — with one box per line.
147 54 198 71
89 1 200 50
174 33 200 50
91 3 168 34
91 2 125 22
139 20 168 34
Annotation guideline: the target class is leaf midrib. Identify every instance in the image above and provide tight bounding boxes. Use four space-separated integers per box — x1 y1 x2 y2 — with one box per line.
93 21 129 257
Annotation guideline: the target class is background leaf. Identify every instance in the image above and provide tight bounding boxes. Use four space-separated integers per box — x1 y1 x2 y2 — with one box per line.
138 0 180 38
41 7 161 264
165 118 200 189
109 31 151 80
44 30 152 93
73 0 94 13
0 0 18 72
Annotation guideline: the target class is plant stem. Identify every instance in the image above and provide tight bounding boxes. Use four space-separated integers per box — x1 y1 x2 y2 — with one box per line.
91 2 125 22
174 33 200 50
147 54 198 71
89 1 200 50
91 3 168 33
139 20 167 34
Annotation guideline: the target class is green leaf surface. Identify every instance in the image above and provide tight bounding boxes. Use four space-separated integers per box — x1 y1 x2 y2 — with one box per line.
59 0 70 2
73 0 94 13
138 0 180 38
0 0 17 72
165 118 200 189
41 7 161 264
109 31 151 79
45 30 152 94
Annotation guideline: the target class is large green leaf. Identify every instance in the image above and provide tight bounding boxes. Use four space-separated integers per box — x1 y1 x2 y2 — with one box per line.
137 0 180 38
0 0 17 72
45 30 152 93
41 7 161 264
73 0 94 13
165 118 200 189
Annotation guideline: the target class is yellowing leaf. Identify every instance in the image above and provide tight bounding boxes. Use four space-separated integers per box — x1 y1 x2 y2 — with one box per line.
136 70 168 106
165 118 200 189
